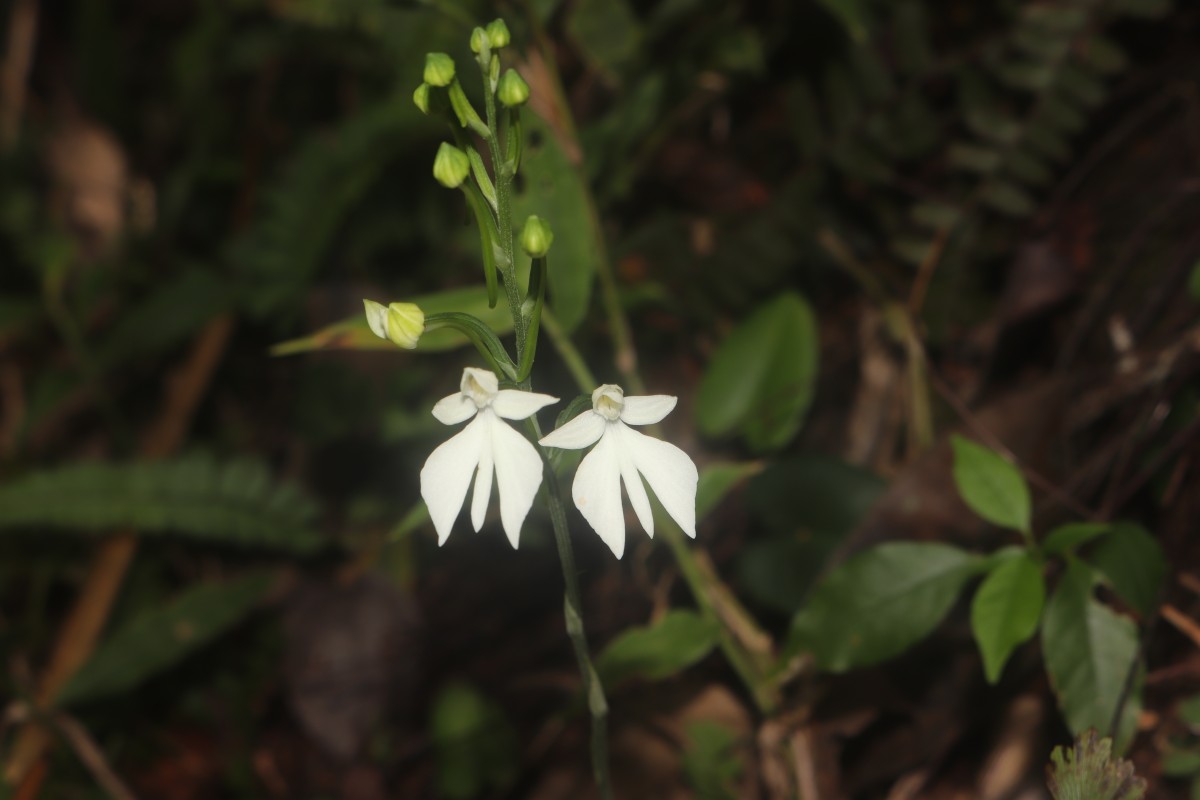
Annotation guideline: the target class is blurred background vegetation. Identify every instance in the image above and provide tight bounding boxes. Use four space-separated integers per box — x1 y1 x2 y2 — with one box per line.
1 0 1199 797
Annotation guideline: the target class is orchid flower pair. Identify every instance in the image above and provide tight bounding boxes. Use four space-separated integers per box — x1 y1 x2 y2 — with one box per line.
420 367 698 558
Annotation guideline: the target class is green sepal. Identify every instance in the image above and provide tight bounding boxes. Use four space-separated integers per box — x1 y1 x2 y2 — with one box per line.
425 312 517 381
516 256 546 381
459 183 500 308
466 146 497 212
447 80 490 138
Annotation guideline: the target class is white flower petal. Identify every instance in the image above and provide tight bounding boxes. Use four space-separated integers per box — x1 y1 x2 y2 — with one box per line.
491 420 546 548
616 428 654 537
470 414 495 531
572 431 626 558
620 395 677 426
432 393 477 425
492 390 559 421
363 299 389 339
420 415 486 544
625 427 698 538
538 411 606 450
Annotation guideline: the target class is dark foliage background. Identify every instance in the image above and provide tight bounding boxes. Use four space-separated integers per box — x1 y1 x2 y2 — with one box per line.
2 0 1199 797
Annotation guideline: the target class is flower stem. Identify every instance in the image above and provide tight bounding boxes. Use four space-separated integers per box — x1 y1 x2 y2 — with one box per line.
545 464 612 800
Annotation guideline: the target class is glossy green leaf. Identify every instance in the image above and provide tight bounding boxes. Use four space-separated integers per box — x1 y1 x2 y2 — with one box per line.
56 572 274 706
271 285 515 355
1042 561 1141 750
596 610 719 685
972 552 1045 683
1086 523 1166 617
510 114 599 332
789 542 982 671
951 435 1032 533
1042 522 1111 557
697 292 819 452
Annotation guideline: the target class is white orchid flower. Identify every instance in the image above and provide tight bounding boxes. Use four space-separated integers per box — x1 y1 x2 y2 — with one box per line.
539 384 697 558
421 367 558 548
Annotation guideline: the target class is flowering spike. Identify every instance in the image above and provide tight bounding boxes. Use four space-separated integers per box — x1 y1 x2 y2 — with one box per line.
539 385 698 558
424 52 456 87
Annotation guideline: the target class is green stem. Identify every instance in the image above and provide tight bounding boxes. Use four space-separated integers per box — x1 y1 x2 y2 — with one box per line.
538 433 612 800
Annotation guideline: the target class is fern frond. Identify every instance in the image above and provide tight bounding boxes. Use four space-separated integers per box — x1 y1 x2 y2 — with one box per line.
0 456 324 552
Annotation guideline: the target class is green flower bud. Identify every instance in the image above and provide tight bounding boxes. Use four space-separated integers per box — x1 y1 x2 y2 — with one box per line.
469 27 488 55
424 52 455 87
432 142 471 188
520 215 554 257
363 299 424 349
497 69 530 108
485 19 511 49
412 83 431 114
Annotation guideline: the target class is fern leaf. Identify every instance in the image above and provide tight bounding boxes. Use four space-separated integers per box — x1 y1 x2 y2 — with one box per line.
1047 730 1146 800
55 572 276 707
0 456 324 552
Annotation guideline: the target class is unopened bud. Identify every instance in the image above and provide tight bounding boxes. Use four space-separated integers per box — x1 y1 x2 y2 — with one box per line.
413 83 431 114
423 53 455 87
520 215 554 257
364 300 424 349
498 69 530 108
485 19 511 49
469 27 488 55
432 142 471 188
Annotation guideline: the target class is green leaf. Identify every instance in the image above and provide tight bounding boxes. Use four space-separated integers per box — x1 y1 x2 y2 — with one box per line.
1081 36 1129 74
431 682 517 799
1086 523 1166 617
697 292 819 452
682 721 743 800
1163 749 1200 778
510 114 599 332
271 285 515 355
1047 730 1147 800
981 180 1037 217
696 462 763 522
951 435 1032 533
948 142 1002 173
0 456 323 552
1042 522 1111 557
789 543 982 671
596 610 720 685
1042 561 1141 750
56 572 274 706
565 0 642 82
972 552 1045 683
815 0 870 41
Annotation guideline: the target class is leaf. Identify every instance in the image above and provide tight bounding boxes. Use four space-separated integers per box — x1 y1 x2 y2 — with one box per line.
815 0 870 42
1086 523 1166 617
951 435 1032 533
270 285 515 355
682 721 743 800
747 455 885 538
981 180 1037 217
565 0 642 82
1042 522 1111 557
911 201 962 230
789 542 983 671
1047 730 1147 800
596 610 720 685
696 462 763 522
892 0 932 74
431 682 517 799
98 268 230 368
56 572 274 706
510 114 600 332
696 292 819 452
948 142 1002 173
971 552 1045 683
1042 561 1141 750
0 456 323 552
1081 36 1129 74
